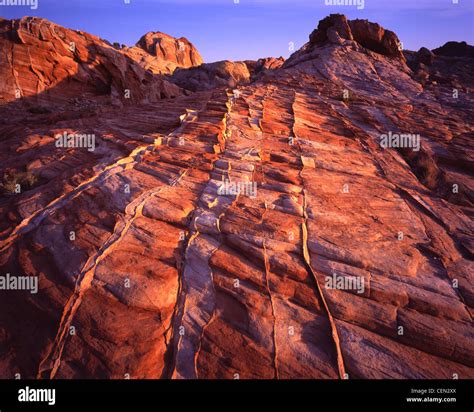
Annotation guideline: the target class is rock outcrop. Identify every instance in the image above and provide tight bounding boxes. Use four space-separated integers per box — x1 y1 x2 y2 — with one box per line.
0 17 181 108
170 57 285 92
136 31 203 67
433 41 474 58
171 60 252 91
123 31 203 75
405 42 474 91
246 57 285 77
0 15 472 381
308 14 404 59
416 47 435 66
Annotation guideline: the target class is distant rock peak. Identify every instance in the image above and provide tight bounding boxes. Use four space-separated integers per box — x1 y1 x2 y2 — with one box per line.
309 14 404 59
136 31 203 68
432 41 474 58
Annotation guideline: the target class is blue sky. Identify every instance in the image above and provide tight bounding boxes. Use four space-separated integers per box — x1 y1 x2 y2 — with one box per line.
0 0 473 62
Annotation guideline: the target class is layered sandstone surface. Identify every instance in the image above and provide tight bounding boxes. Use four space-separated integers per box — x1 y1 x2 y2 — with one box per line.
0 15 472 380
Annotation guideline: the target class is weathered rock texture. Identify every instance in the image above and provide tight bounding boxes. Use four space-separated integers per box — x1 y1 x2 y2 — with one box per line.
124 31 204 75
0 17 181 107
170 57 285 92
0 15 473 380
308 14 404 59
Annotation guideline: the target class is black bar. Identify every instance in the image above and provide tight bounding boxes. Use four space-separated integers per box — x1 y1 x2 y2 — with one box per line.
0 379 471 410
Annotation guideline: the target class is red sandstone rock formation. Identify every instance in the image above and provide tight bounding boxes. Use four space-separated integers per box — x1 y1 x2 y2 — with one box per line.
171 60 252 91
0 15 472 380
124 31 203 75
308 14 404 59
0 17 181 108
170 57 285 92
136 32 203 66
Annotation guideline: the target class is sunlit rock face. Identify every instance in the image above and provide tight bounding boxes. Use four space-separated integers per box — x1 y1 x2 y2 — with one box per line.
308 14 404 59
170 57 285 92
0 17 182 107
123 31 204 75
0 15 473 380
136 31 203 66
